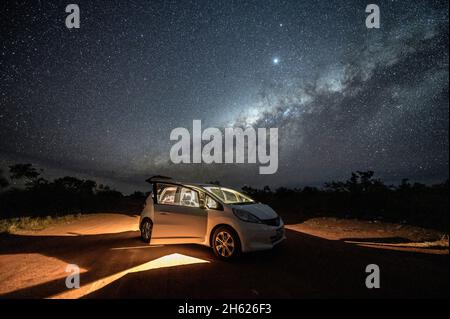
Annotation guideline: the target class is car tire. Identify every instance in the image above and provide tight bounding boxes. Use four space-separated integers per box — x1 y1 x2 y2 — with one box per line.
140 219 152 243
212 226 241 259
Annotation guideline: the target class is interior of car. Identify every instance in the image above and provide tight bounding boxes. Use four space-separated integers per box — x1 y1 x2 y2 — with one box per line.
157 184 200 207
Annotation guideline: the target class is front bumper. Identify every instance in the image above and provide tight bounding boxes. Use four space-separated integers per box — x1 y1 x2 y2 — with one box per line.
237 221 286 253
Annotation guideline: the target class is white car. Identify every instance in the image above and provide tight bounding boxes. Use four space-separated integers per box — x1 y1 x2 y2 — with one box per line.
139 176 286 259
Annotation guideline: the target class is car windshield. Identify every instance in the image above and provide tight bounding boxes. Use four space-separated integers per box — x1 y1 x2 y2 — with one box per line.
203 186 255 204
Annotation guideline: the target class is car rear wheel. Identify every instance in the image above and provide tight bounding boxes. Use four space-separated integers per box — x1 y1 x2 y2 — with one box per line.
212 226 241 259
141 219 152 243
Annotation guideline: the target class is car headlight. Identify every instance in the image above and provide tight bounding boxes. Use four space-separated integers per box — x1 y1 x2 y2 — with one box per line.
232 208 262 224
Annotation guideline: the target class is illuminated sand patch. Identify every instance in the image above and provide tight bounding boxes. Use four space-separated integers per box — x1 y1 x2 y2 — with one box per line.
49 253 210 299
0 254 87 295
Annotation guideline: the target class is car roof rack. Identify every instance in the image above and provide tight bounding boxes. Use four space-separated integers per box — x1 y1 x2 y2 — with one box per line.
145 175 173 183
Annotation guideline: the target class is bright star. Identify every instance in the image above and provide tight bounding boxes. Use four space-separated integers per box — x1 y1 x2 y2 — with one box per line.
273 58 279 65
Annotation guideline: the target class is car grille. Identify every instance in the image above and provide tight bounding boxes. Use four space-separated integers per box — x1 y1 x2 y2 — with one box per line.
261 216 280 227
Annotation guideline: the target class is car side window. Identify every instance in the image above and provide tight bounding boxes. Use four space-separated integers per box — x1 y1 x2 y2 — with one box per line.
156 184 200 208
206 196 219 209
179 187 200 207
157 184 178 205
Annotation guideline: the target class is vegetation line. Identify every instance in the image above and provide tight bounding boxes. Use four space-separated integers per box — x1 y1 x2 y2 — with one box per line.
0 214 83 234
0 164 448 232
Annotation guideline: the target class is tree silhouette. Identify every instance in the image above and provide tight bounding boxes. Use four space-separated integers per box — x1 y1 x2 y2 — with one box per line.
0 169 9 190
9 163 42 187
240 171 448 231
53 176 96 195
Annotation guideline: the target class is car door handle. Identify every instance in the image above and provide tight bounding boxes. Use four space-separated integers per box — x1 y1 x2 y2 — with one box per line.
160 212 171 215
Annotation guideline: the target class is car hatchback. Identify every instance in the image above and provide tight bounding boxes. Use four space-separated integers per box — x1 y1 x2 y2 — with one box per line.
139 176 286 259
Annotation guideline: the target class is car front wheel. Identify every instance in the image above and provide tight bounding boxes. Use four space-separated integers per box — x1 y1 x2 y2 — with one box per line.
141 219 152 243
212 226 241 259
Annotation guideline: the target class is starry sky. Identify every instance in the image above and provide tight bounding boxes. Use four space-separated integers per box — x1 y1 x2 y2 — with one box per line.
0 0 448 193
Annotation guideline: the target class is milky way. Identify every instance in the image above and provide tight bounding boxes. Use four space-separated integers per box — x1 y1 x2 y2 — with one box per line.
0 0 448 192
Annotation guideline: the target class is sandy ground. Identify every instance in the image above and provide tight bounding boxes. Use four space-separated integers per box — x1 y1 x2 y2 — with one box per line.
0 213 448 298
286 217 448 254
14 213 140 236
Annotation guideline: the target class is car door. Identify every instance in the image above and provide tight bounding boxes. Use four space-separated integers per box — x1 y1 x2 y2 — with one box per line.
152 183 207 244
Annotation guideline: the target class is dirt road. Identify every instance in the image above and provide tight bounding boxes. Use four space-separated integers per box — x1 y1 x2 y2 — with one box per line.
0 213 448 298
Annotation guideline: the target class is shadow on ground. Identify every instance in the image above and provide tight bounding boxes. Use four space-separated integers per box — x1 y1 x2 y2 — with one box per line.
0 228 448 299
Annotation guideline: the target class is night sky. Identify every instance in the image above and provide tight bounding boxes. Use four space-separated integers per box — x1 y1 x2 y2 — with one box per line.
1 0 448 193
